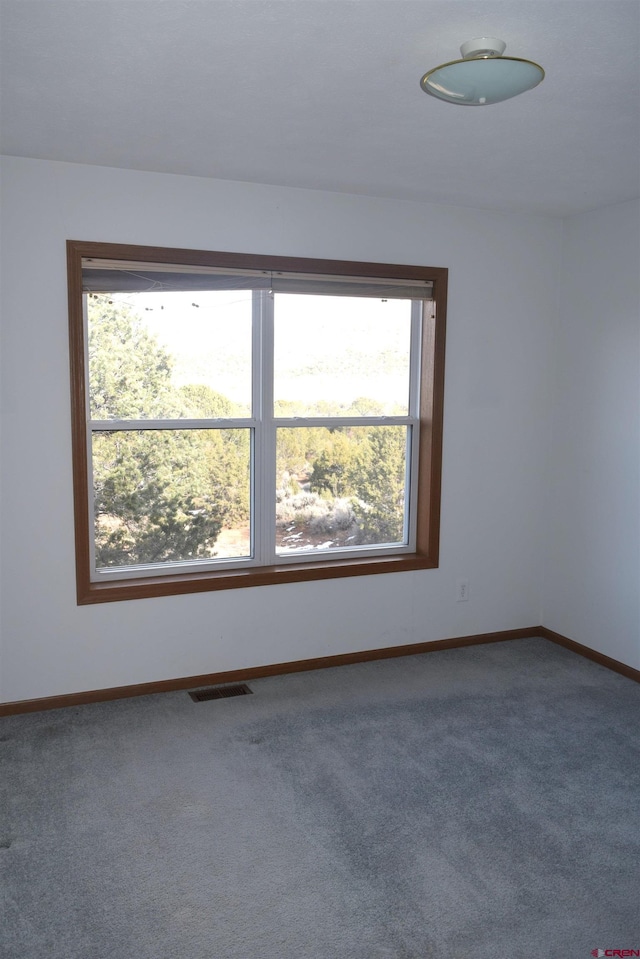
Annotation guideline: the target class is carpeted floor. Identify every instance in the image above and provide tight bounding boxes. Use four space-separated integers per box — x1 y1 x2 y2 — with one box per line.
1 637 639 959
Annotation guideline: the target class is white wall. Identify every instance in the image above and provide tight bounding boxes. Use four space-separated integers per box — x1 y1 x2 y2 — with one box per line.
0 157 560 702
542 199 640 669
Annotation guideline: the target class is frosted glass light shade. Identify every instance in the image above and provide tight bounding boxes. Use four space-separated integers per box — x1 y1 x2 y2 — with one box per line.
420 40 544 105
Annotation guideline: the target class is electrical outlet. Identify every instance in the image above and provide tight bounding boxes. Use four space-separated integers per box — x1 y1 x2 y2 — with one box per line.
456 579 469 602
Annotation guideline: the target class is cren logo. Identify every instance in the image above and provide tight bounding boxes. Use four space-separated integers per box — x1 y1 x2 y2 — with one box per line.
591 951 640 958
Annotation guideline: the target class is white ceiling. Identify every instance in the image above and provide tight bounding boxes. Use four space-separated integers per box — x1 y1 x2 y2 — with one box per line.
1 0 639 217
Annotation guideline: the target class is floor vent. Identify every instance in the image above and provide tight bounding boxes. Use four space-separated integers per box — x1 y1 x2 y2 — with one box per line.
188 684 253 703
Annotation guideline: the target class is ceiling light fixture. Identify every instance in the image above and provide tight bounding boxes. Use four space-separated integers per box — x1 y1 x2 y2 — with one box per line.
420 38 544 105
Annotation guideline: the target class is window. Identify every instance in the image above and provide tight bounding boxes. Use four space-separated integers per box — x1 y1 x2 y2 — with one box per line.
67 241 447 603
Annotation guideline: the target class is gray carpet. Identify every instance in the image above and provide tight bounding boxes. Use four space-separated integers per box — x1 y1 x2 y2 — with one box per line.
1 637 639 959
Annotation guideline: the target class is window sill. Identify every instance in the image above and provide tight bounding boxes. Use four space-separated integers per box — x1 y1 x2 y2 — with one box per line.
78 551 438 604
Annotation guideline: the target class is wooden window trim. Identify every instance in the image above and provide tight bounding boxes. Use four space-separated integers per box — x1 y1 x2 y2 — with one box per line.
67 240 447 604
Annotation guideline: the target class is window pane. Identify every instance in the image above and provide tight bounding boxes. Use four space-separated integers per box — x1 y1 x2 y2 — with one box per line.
276 426 408 553
88 291 252 419
93 429 251 568
273 294 412 416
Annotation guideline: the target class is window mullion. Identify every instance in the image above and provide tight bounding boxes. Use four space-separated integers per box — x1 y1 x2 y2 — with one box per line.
272 415 410 429
89 418 255 431
404 301 424 549
254 290 276 564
